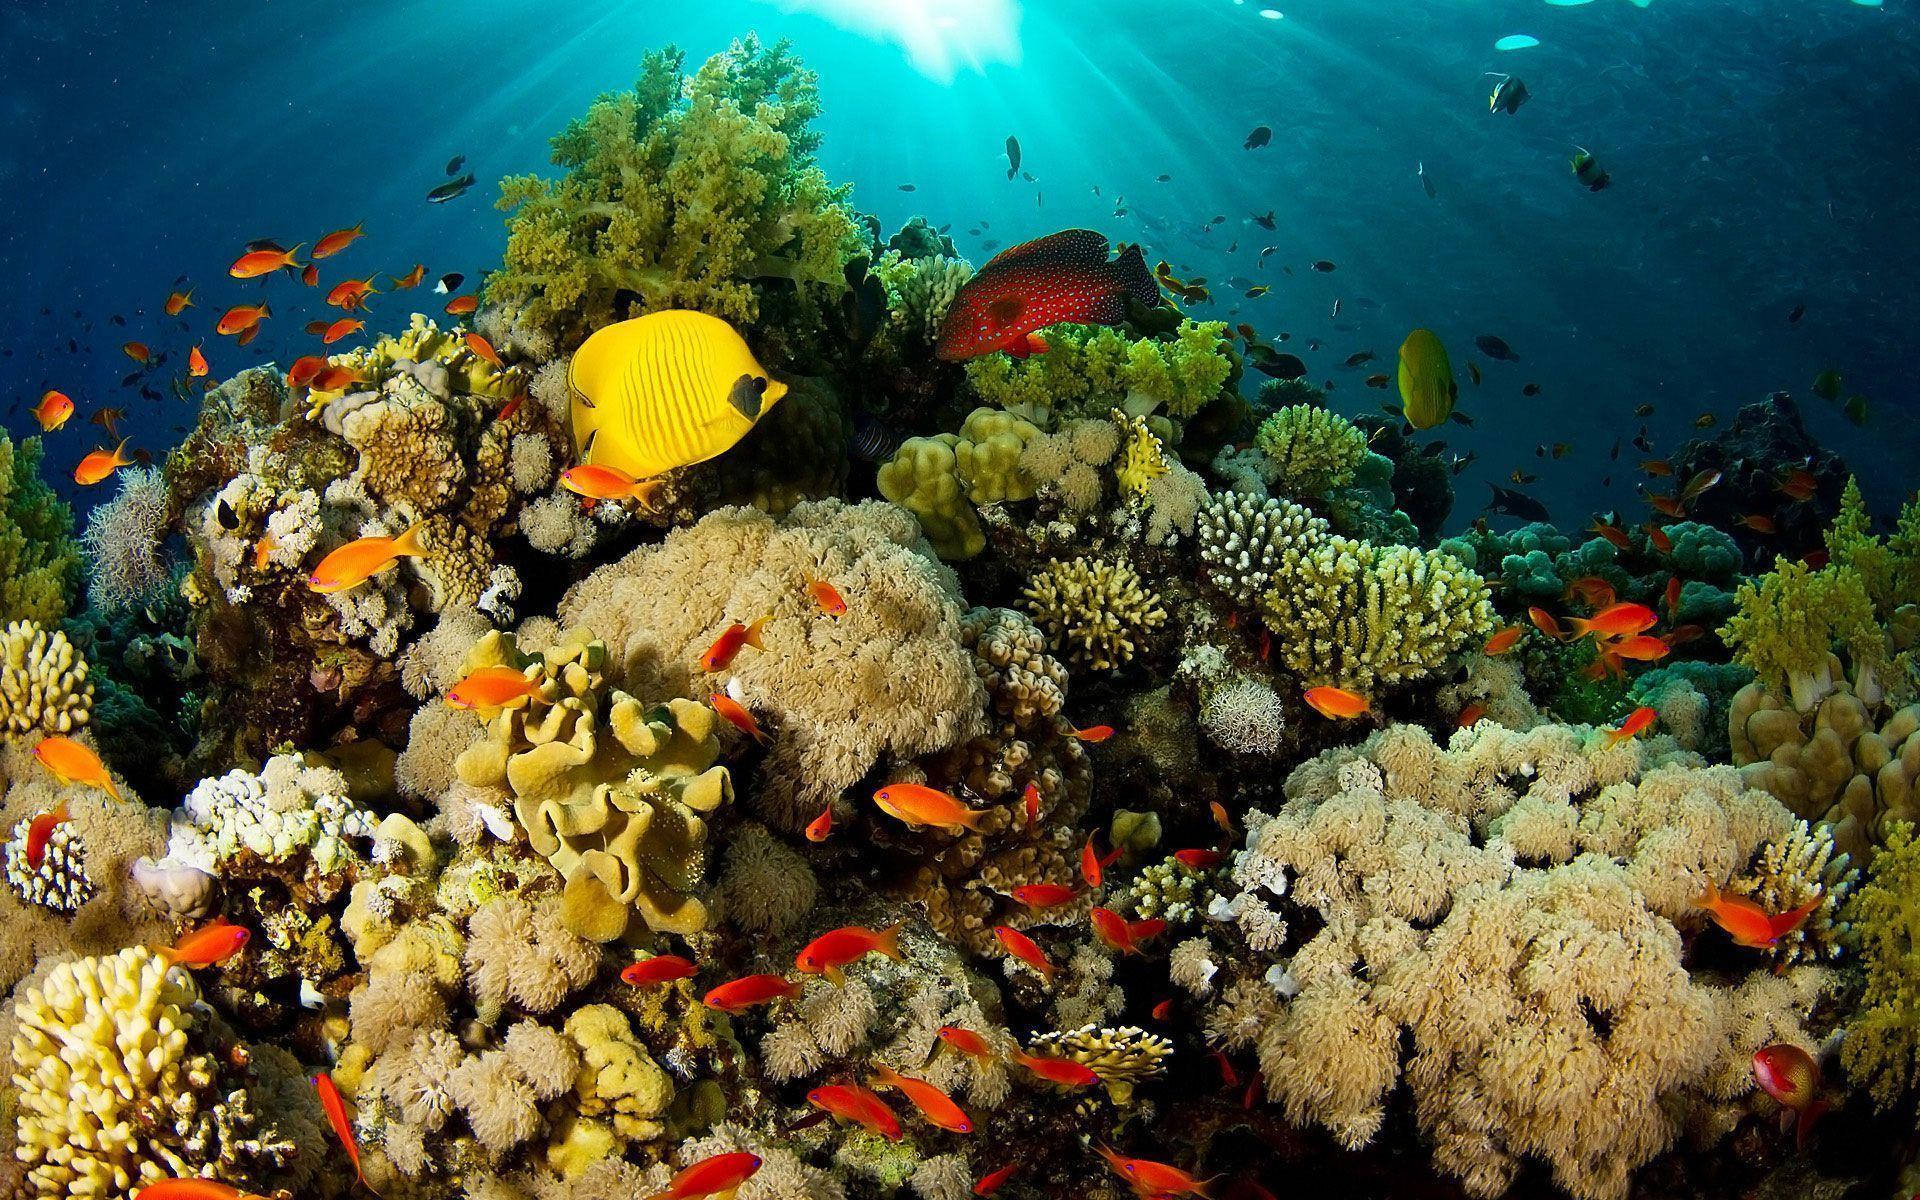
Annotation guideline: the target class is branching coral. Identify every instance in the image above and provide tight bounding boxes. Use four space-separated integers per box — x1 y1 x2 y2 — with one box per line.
558 499 984 829
1728 819 1858 967
1021 556 1167 672
0 620 92 737
964 319 1232 425
1722 557 1886 713
1253 404 1369 495
0 430 80 624
80 467 174 614
1261 538 1492 692
1195 491 1330 608
488 37 863 347
1844 820 1920 1108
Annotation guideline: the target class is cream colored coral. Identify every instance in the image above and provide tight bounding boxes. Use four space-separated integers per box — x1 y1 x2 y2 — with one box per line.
564 1004 672 1141
1026 1025 1171 1103
11 948 294 1200
0 620 91 737
1021 556 1167 671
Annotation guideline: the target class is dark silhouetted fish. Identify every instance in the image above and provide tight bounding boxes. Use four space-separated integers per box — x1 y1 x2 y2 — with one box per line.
1488 484 1550 522
1244 125 1271 150
1475 334 1519 360
1005 136 1021 180
428 173 476 203
1251 211 1276 230
446 154 466 175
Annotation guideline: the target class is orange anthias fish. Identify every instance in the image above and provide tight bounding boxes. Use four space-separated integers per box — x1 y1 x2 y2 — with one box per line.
253 534 278 572
230 243 304 278
805 576 847 617
1605 706 1658 746
1608 635 1671 662
1752 1043 1827 1148
321 318 366 345
31 390 73 431
1010 882 1078 909
805 805 834 842
1174 848 1225 870
622 955 698 987
1091 907 1147 956
216 302 271 336
936 1026 996 1060
1095 1146 1212 1198
326 277 381 311
702 973 800 1013
1664 576 1684 619
1303 685 1369 719
1696 879 1821 950
464 332 503 367
444 294 479 316
1647 492 1687 519
992 925 1056 980
313 223 365 259
934 228 1160 362
1023 780 1040 830
122 341 152 365
445 665 540 711
308 523 429 594
164 288 194 315
1736 513 1777 534
188 345 210 377
312 1072 371 1191
136 1180 271 1200
1588 518 1631 551
1776 469 1818 503
1012 1052 1100 1088
973 1163 1021 1196
288 355 329 388
390 263 427 291
709 693 771 746
33 736 119 796
162 919 251 968
795 923 905 984
236 323 263 348
302 263 320 287
24 803 70 869
560 463 665 509
1457 702 1488 728
1645 524 1673 554
872 782 990 833
1569 602 1658 640
1483 626 1523 656
1563 576 1617 610
700 617 770 672
1527 606 1564 638
642 1151 763 1200
310 365 363 392
74 438 135 485
1082 834 1122 888
1680 467 1723 503
1071 723 1115 743
871 1064 973 1133
809 1083 902 1140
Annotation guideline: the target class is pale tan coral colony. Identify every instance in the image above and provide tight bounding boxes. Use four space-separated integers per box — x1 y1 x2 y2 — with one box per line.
3 32 1914 1200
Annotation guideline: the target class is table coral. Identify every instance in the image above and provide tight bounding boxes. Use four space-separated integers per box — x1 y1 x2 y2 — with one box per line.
1021 555 1167 672
0 430 80 624
1261 537 1493 692
488 37 864 348
10 947 298 1200
450 630 732 940
558 499 985 829
1198 722 1822 1200
0 620 91 737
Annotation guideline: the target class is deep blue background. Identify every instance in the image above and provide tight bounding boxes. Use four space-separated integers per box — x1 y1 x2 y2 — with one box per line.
2 0 1912 525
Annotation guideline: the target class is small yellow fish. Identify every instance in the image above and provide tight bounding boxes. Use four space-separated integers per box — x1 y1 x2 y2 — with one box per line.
1396 328 1457 430
307 523 428 594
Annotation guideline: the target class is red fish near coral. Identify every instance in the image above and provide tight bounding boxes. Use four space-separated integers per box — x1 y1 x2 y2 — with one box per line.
871 1065 973 1133
1095 1145 1214 1198
808 1083 902 1140
805 805 834 842
699 617 769 672
162 919 250 968
1303 685 1370 719
444 665 540 712
1010 882 1078 909
312 1072 372 1192
74 438 135 486
936 1026 997 1060
313 223 365 259
973 1163 1021 1196
1604 705 1658 746
188 345 209 377
33 736 118 796
794 923 904 984
136 1181 271 1200
1752 1043 1827 1148
993 925 1056 980
622 955 698 987
643 1151 763 1200
702 973 799 1013
31 390 73 432
708 694 771 746
872 782 991 833
934 228 1160 362
216 303 271 336
1174 848 1225 870
1012 1052 1100 1088
24 803 70 869
1569 602 1658 641
1695 879 1820 950
229 243 303 278
1483 626 1523 656
805 576 847 617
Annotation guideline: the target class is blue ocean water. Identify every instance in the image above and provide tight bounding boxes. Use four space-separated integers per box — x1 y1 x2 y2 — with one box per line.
0 0 1912 520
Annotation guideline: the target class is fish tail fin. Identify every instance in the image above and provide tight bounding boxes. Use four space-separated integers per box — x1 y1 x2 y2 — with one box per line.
629 477 666 512
389 521 430 560
111 437 133 466
824 963 844 987
1796 1098 1828 1150
742 615 770 651
958 806 994 833
1110 242 1160 308
874 922 905 963
870 1063 903 1090
1694 877 1719 912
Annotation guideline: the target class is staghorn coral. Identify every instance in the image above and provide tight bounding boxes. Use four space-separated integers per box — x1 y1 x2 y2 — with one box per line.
80 467 174 614
964 319 1233 426
488 37 863 347
1195 490 1330 608
1026 1025 1172 1103
1021 556 1167 672
10 947 298 1200
1728 819 1858 967
450 630 732 940
0 620 92 737
558 499 984 829
1253 404 1369 495
1205 722 1824 1200
0 430 80 624
1261 537 1493 692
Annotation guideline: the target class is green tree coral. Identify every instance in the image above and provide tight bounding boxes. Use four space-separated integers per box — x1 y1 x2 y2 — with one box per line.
1722 557 1887 712
489 37 865 348
964 319 1232 425
1843 820 1920 1108
1253 404 1369 496
0 430 80 623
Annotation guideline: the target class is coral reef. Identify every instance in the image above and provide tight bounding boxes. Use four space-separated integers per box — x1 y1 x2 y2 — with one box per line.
964 318 1233 426
1021 555 1168 672
0 620 91 737
0 430 80 625
80 466 174 614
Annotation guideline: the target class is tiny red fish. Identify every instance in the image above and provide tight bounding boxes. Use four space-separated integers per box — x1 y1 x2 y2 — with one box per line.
1646 524 1673 554
1571 602 1658 641
24 803 70 870
805 805 833 842
805 576 847 617
1736 513 1777 534
1096 1146 1213 1198
1013 1052 1100 1087
1303 685 1369 719
1152 998 1174 1021
164 288 194 315
973 1163 1021 1196
935 229 1159 362
1588 518 1631 552
322 318 365 345
1528 606 1564 638
312 1071 371 1191
1483 626 1523 656
795 923 904 984
465 332 503 367
1609 635 1671 662
391 263 427 290
701 973 799 1013
642 1150 762 1200
230 243 304 278
709 694 771 746
302 263 320 287
700 617 769 672
1011 882 1078 908
188 345 209 377
871 1064 972 1133
1081 834 1121 888
1210 801 1234 834
1457 702 1487 728
326 276 381 311
622 956 698 987
1090 907 1145 955
1605 706 1658 746
163 919 250 968
1752 1043 1827 1148
1664 575 1683 619
444 294 479 316
993 925 1056 981
1210 1050 1241 1088
808 1083 902 1140
873 782 990 833
936 1026 996 1060
1071 724 1115 743
216 302 271 336
1023 780 1040 830
136 1181 270 1200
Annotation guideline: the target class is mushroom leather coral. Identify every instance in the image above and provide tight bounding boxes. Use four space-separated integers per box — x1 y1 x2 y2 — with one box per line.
452 630 732 940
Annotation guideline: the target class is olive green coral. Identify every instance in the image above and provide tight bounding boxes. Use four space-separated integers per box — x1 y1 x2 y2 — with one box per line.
876 407 1041 559
1253 404 1370 495
1843 820 1920 1107
488 37 864 348
451 630 732 941
0 430 81 624
1262 538 1493 692
1721 557 1885 713
964 319 1232 425
1022 556 1167 671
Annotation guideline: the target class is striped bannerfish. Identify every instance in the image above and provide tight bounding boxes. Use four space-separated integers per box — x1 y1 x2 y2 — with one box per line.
567 310 788 481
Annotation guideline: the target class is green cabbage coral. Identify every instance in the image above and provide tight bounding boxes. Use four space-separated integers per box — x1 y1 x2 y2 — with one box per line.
1721 557 1884 712
1665 521 1742 581
1253 405 1369 496
964 319 1232 425
876 407 1041 559
0 430 80 624
489 37 865 348
1262 537 1493 692
1843 820 1920 1108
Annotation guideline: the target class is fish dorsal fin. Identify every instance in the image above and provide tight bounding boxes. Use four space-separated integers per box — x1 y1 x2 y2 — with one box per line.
980 228 1109 273
727 373 768 420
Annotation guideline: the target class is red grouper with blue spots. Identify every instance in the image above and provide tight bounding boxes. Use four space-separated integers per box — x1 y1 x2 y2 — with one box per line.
934 227 1160 361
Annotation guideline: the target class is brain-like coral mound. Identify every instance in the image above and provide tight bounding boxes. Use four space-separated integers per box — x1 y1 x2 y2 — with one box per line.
1197 722 1823 1200
0 619 91 737
559 499 985 829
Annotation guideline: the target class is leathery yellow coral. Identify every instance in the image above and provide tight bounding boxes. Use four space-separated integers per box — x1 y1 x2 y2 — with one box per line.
452 629 732 941
0 619 91 737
